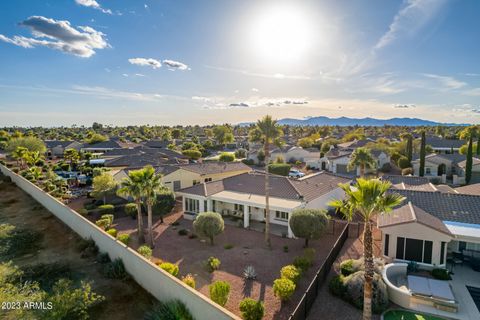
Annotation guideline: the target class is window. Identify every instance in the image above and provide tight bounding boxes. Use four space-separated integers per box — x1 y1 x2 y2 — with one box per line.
275 211 288 220
426 168 431 174
423 241 432 264
234 204 244 212
212 200 216 212
396 237 433 264
185 198 199 213
204 177 212 182
384 234 389 256
459 241 467 252
204 200 207 211
396 237 405 260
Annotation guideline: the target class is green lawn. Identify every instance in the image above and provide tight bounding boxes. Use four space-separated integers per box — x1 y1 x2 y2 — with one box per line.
383 310 446 320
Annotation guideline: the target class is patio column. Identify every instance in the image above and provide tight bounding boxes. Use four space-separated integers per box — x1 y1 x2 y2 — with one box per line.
287 214 293 238
207 199 212 212
199 198 205 212
243 205 249 228
182 196 186 212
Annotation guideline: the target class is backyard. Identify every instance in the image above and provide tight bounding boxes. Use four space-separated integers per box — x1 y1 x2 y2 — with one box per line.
383 309 446 320
110 210 348 320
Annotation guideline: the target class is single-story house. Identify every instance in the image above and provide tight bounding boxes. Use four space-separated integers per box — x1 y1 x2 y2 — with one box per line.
425 136 465 154
177 171 351 238
114 161 252 192
81 140 123 153
455 183 480 195
45 140 83 158
378 189 480 268
381 175 438 192
411 154 480 184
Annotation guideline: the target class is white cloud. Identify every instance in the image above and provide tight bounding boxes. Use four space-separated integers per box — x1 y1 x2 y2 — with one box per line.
422 73 467 90
375 0 448 50
251 88 259 92
134 73 145 77
75 0 112 15
162 59 190 71
128 57 161 69
204 65 312 80
463 88 480 96
0 16 109 58
122 73 129 77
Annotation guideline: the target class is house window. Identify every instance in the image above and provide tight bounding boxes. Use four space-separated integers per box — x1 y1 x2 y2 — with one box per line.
204 200 207 211
396 237 433 264
275 211 288 220
423 241 432 264
193 180 198 185
396 237 405 260
204 177 212 182
185 198 200 213
212 200 216 212
234 204 244 212
384 234 389 256
440 242 446 265
426 168 431 174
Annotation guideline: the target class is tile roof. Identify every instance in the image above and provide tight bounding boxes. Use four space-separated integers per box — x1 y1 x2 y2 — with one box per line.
178 161 251 175
83 140 122 149
105 153 179 168
392 189 480 225
44 140 79 148
179 171 351 202
337 139 370 150
382 175 437 191
412 153 466 165
457 157 480 168
143 140 170 148
455 183 480 196
425 136 464 149
378 202 452 236
325 148 352 159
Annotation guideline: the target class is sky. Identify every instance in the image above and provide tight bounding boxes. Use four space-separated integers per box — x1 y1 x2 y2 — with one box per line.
0 0 479 127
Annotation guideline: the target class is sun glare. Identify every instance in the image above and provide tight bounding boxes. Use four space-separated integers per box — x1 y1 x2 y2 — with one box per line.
250 5 313 64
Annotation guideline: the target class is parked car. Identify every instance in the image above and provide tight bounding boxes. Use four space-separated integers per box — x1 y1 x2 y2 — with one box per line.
288 169 305 178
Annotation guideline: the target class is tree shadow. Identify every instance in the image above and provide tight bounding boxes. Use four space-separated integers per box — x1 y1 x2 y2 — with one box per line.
242 279 253 297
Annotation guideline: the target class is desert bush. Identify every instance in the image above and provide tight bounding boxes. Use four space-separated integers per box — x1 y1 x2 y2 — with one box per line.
145 300 193 320
343 271 388 313
106 228 117 237
117 233 130 245
159 262 179 277
101 214 114 224
77 208 88 216
208 256 221 272
0 223 42 259
303 248 316 263
103 258 128 280
224 244 234 249
84 203 96 211
20 262 72 291
329 274 347 297
124 203 137 218
98 205 114 215
267 163 291 176
95 218 111 230
340 259 355 276
138 245 152 259
431 268 451 280
273 278 296 301
239 298 264 320
243 265 257 280
96 252 111 264
181 274 196 289
242 159 255 165
219 152 235 162
293 256 311 271
193 211 224 245
209 280 230 307
280 265 301 284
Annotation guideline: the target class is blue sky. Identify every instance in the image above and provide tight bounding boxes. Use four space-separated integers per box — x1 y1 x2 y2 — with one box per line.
0 0 479 126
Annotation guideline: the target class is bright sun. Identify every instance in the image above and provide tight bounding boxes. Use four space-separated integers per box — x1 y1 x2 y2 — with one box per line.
250 5 313 64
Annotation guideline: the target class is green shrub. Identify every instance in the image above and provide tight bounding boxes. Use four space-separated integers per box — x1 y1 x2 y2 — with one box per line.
340 259 355 276
84 203 96 211
95 218 111 230
239 298 264 320
159 262 179 277
209 280 230 306
77 208 88 215
99 204 114 215
283 245 289 253
181 274 196 289
106 228 117 237
96 252 111 264
145 300 193 320
303 248 316 263
293 256 311 271
224 244 234 250
219 152 235 162
397 156 411 169
273 278 296 301
117 233 130 245
178 228 188 236
329 275 346 297
77 237 96 252
124 203 137 218
280 265 301 284
431 268 451 280
267 163 291 176
101 214 114 224
242 159 255 165
103 258 128 280
343 271 388 314
208 256 221 272
138 245 152 259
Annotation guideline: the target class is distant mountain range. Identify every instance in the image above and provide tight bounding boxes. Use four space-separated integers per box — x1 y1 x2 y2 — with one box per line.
262 116 469 127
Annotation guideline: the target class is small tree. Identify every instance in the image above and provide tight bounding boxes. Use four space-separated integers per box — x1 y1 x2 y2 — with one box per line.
92 173 117 204
219 152 235 162
273 278 295 301
209 280 230 306
239 298 264 320
193 212 224 245
182 149 202 160
235 148 247 159
289 209 329 247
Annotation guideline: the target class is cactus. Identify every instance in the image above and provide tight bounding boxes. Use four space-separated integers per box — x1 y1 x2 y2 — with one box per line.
243 265 257 280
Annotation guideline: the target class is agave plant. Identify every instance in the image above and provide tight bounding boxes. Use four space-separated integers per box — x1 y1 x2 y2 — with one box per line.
243 265 257 280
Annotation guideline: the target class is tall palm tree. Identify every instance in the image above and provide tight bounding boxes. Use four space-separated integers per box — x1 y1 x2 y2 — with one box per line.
329 179 405 320
140 165 164 248
117 169 146 244
248 115 283 248
347 147 376 177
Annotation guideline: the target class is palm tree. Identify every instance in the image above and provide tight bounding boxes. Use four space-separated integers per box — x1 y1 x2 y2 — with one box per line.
140 166 164 248
248 115 283 248
117 169 146 244
347 147 376 177
329 179 405 320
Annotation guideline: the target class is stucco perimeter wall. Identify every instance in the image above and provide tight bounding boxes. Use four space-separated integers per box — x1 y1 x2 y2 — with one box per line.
0 164 239 320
